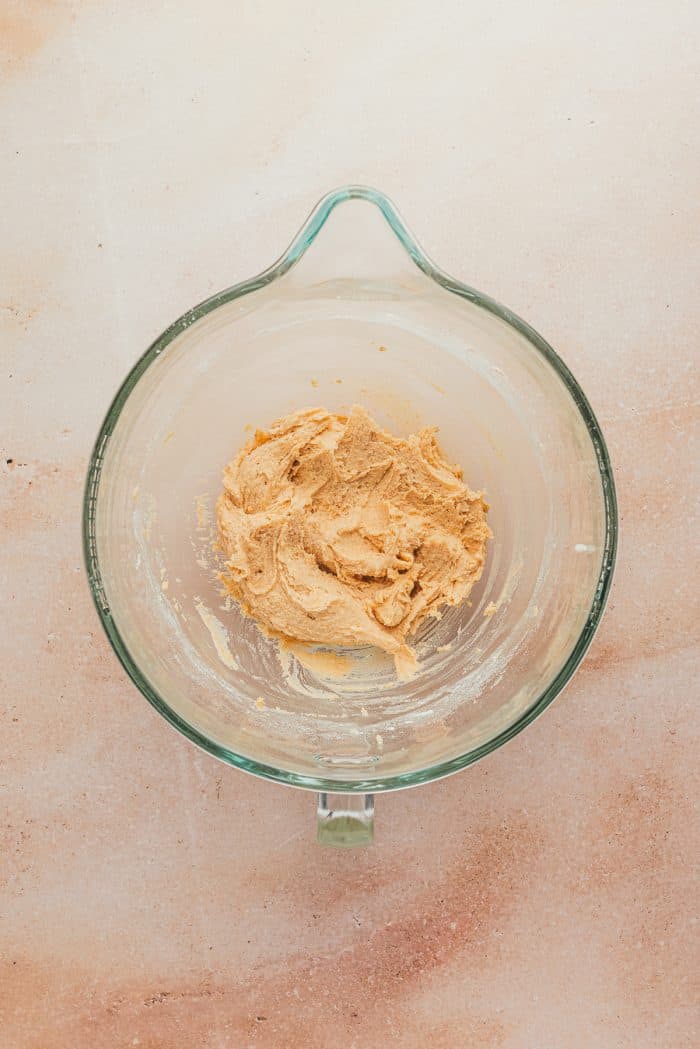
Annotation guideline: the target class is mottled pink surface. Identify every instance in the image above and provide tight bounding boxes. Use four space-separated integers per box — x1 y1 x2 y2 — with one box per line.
2 3 699 1047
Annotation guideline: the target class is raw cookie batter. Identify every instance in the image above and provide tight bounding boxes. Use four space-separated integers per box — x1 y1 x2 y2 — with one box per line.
216 406 491 675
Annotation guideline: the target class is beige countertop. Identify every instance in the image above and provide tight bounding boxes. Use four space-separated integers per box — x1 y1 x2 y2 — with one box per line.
2 2 698 1047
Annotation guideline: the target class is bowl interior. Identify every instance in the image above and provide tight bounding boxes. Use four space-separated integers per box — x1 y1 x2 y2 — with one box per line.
89 254 612 789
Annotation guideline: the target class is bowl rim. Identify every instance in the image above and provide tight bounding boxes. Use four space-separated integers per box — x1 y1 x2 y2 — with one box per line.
83 184 618 794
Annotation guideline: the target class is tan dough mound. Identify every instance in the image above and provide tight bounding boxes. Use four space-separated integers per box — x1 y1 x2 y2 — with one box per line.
216 406 491 676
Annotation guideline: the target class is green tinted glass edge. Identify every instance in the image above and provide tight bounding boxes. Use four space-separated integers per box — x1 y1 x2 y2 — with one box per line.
82 185 618 794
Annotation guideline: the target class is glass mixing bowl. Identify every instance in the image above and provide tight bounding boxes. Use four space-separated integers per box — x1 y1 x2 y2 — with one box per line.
84 186 617 846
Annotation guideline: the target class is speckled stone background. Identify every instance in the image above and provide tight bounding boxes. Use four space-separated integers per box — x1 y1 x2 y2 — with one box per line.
2 3 698 1047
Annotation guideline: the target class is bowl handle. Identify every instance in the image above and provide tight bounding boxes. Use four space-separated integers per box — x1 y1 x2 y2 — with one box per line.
316 792 374 848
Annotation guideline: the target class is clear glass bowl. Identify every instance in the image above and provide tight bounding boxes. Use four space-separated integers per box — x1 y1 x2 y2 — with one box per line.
84 186 617 845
